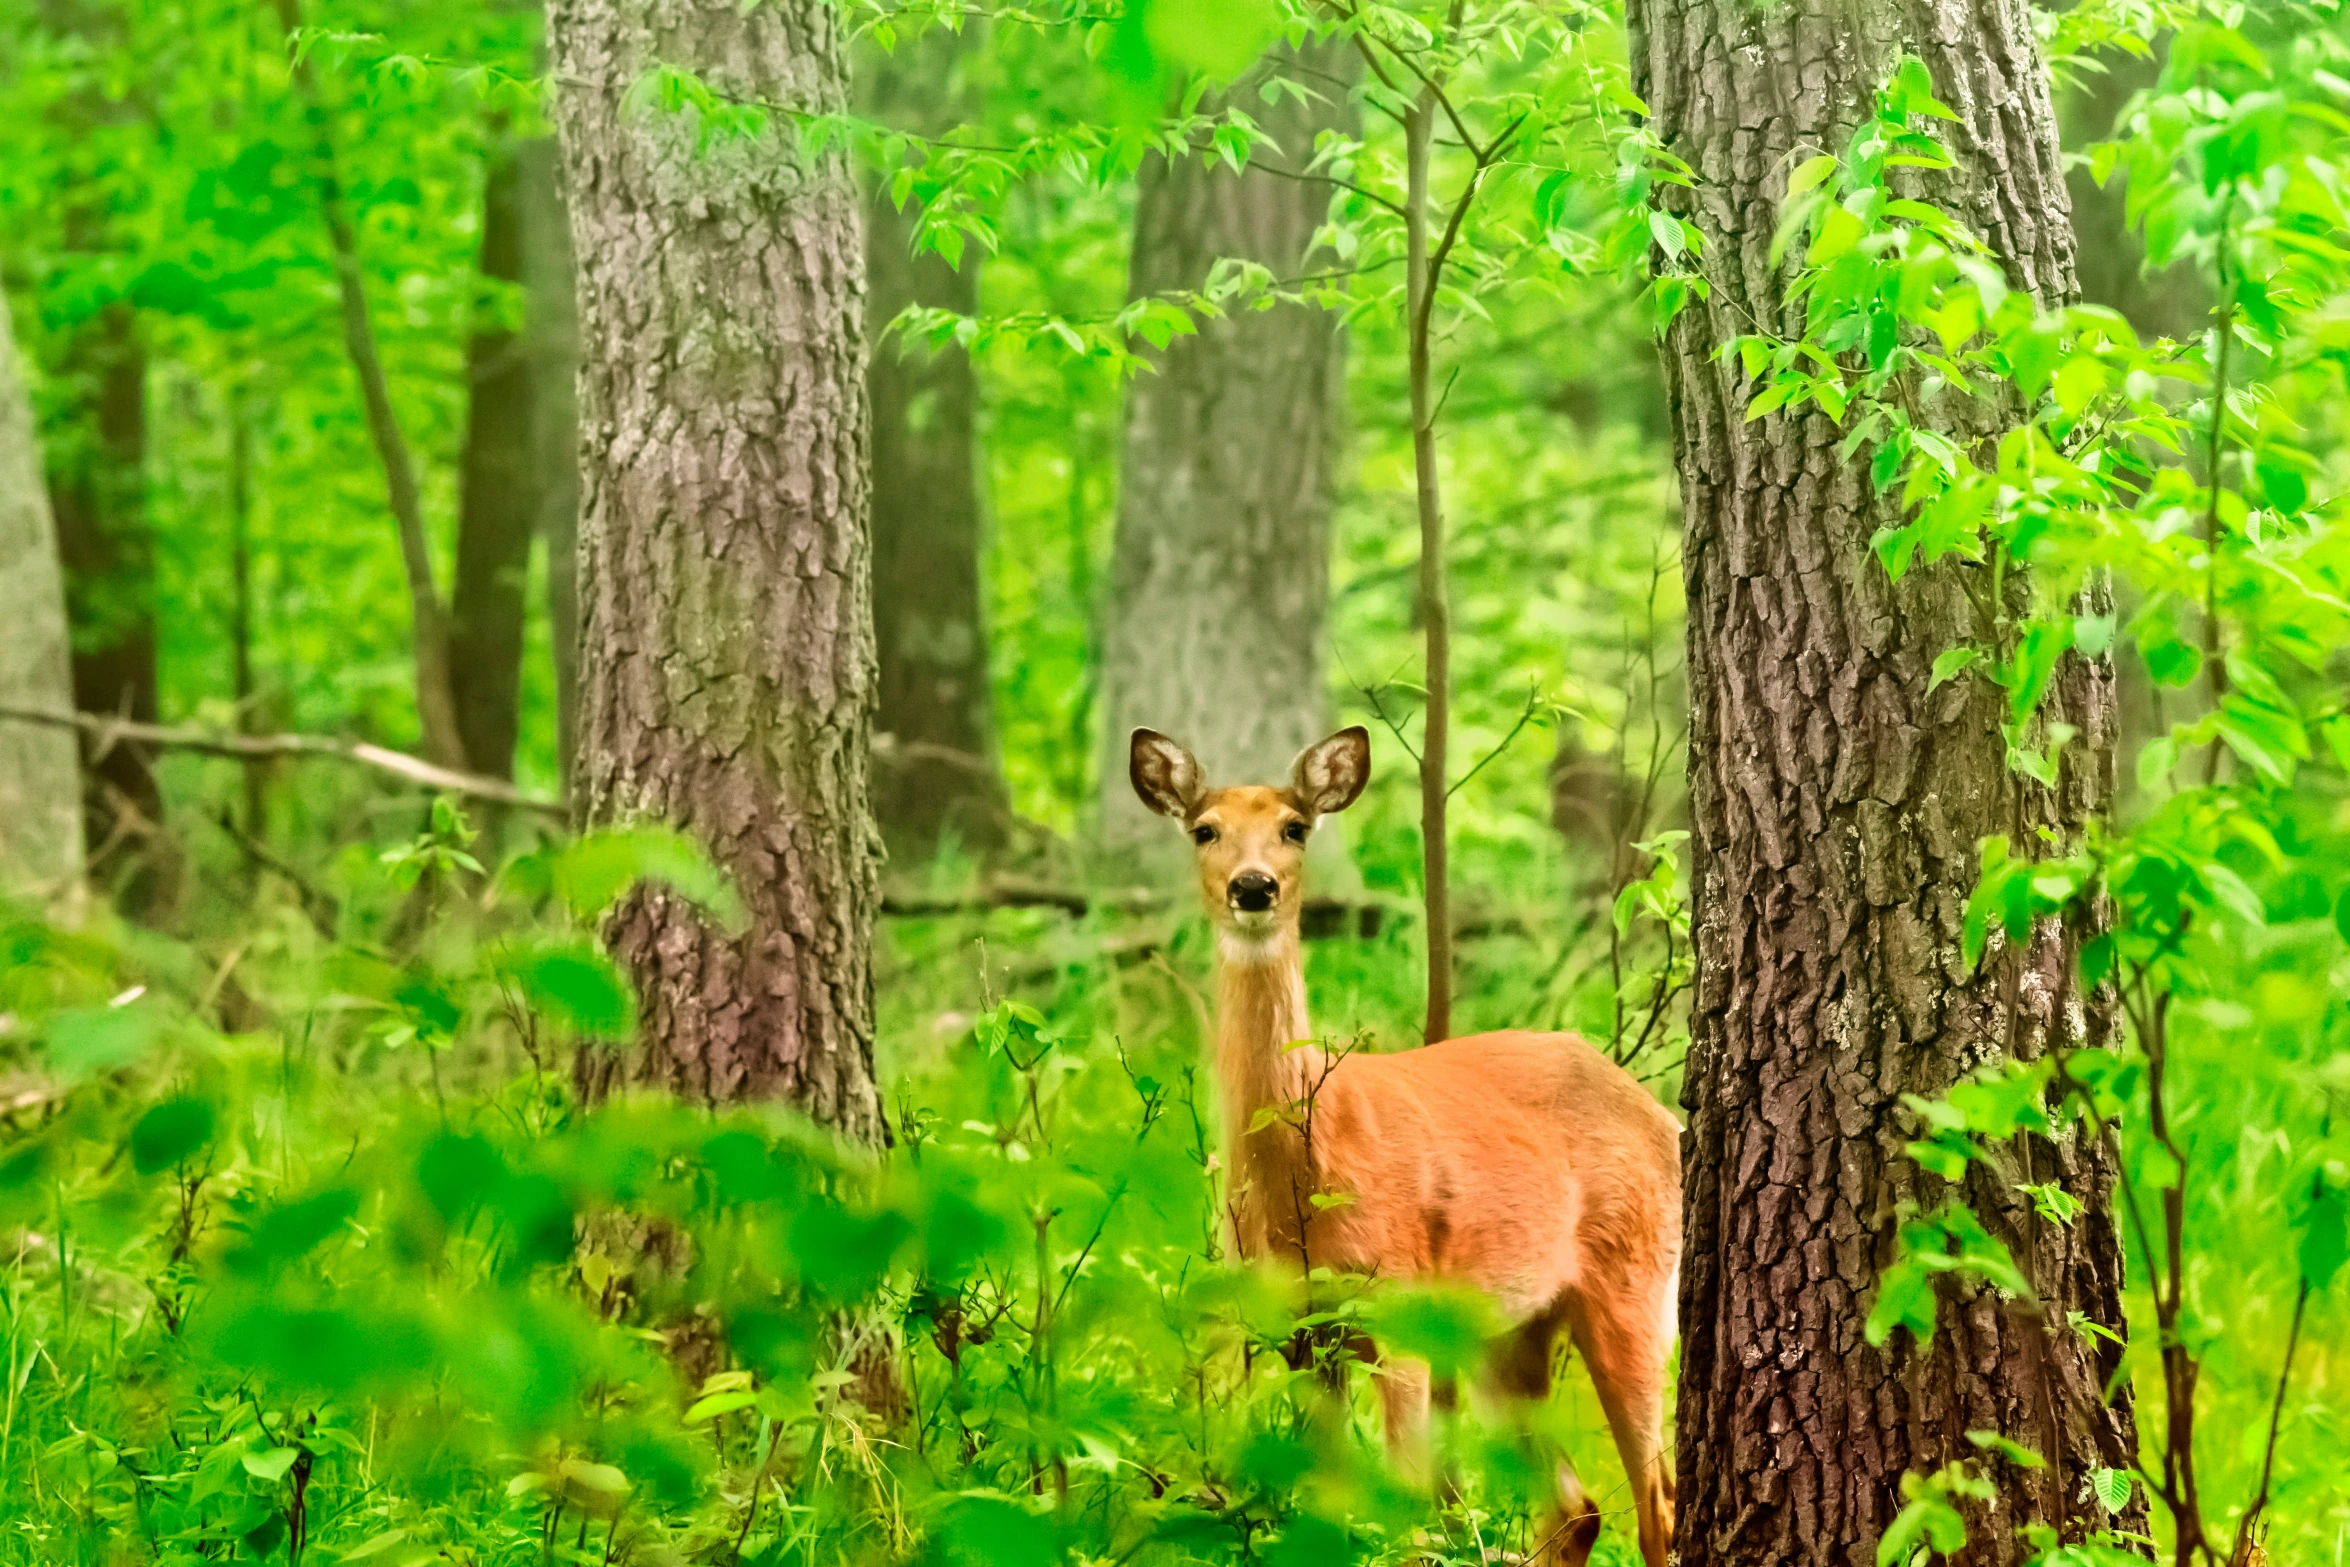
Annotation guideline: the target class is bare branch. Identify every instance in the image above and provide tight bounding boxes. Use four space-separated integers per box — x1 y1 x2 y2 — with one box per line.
0 705 564 817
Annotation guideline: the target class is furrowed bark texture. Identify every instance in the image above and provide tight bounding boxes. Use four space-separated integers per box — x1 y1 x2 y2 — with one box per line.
451 139 536 782
1098 44 1353 861
859 30 1007 859
551 0 884 1137
0 289 85 890
517 135 582 792
1627 2 2143 1561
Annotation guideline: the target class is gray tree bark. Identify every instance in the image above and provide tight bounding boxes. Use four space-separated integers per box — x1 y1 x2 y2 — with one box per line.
1628 1 2142 1560
0 289 86 891
1096 44 1354 859
517 134 582 792
860 30 1006 859
550 0 884 1138
451 136 536 782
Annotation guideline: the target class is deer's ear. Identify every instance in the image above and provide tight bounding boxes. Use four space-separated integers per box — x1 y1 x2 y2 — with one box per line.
1130 729 1205 819
1291 727 1371 816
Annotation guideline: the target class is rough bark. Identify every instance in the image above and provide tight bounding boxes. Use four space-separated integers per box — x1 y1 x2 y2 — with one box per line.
1628 2 2142 1561
0 289 86 890
1096 44 1354 863
451 139 537 782
859 30 1006 859
517 135 582 791
550 0 884 1137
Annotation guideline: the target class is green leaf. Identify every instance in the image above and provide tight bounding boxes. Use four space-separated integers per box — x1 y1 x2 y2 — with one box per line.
683 1389 759 1423
242 1446 300 1483
788 1204 912 1299
936 1494 1059 1567
1367 1284 1504 1379
2300 1184 2349 1290
1866 1258 1939 1347
1929 647 1981 692
2141 637 2201 688
2087 1466 2133 1515
417 1134 506 1223
43 1005 162 1082
1965 1430 2046 1468
236 1187 360 1269
531 827 744 931
338 1530 410 1563
130 1097 216 1174
1786 153 1839 197
501 936 636 1038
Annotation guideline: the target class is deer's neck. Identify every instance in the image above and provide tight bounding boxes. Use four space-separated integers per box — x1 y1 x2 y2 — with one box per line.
1215 930 1319 1243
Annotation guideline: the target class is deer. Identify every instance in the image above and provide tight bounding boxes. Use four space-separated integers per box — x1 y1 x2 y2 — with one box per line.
1129 725 1682 1567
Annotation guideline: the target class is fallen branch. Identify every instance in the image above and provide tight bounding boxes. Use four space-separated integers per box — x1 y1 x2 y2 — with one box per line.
881 876 1162 919
0 706 566 818
881 879 1391 940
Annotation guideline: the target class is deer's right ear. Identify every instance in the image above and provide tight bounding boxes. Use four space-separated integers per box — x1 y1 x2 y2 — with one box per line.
1130 729 1205 819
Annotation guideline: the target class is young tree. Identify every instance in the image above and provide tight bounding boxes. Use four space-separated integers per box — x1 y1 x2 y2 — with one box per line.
550 0 884 1137
1096 42 1354 864
274 0 472 773
1629 0 2140 1557
0 289 85 890
862 30 1008 860
450 135 536 783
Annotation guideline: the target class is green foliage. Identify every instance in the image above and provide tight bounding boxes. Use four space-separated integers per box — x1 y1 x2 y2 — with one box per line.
12 0 2350 1559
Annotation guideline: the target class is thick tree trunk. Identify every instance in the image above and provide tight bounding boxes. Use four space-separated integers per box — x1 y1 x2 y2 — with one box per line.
550 0 883 1137
0 289 86 891
450 139 536 782
46 306 161 826
860 32 1006 861
1629 2 2142 1562
517 134 581 792
1097 44 1353 861
40 0 163 890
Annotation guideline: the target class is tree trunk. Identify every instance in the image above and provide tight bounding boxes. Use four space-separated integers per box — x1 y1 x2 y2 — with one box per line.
450 137 537 782
517 134 581 793
39 0 163 893
860 30 1007 861
46 307 161 826
0 288 86 891
1629 2 2142 1561
1096 43 1354 862
550 0 884 1137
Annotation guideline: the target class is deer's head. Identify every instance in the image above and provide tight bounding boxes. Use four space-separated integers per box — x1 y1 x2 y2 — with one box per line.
1129 727 1370 953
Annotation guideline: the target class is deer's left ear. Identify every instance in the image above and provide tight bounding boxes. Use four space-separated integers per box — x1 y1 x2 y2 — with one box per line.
1291 727 1371 816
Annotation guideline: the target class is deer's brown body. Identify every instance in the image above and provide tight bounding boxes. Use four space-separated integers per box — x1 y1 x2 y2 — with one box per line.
1133 727 1681 1567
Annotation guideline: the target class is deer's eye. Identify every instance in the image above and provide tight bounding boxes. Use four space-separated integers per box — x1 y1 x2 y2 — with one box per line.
1282 821 1310 845
1191 824 1218 846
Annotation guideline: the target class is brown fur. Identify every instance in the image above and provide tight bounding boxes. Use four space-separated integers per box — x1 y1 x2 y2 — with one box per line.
1131 727 1682 1567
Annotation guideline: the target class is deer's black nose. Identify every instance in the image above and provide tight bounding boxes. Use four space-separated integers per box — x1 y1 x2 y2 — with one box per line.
1228 871 1278 912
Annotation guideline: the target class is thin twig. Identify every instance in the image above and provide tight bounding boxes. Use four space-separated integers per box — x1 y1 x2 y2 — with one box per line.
1446 684 1543 800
